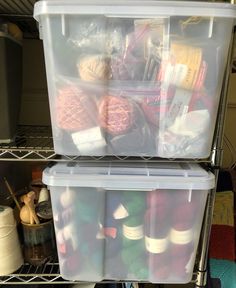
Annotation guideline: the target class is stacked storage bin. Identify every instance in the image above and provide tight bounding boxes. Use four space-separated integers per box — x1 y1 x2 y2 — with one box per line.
43 162 215 283
34 0 236 284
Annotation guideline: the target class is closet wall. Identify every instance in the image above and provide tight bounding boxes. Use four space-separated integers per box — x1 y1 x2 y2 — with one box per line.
19 39 50 126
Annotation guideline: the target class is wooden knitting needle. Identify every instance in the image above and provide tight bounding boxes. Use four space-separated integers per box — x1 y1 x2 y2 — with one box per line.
4 177 21 211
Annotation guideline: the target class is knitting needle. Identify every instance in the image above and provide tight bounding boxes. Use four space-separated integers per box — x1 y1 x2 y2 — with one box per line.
3 177 21 211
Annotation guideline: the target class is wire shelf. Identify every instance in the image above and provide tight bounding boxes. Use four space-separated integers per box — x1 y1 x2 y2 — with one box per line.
0 125 214 163
0 125 213 163
0 0 36 16
0 260 197 285
0 261 67 285
0 126 56 161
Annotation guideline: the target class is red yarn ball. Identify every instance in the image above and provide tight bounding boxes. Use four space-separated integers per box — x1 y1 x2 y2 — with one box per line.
99 95 135 135
56 85 97 131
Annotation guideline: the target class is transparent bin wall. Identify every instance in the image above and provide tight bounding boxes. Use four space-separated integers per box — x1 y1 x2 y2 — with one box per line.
49 185 208 283
40 14 233 158
49 186 106 281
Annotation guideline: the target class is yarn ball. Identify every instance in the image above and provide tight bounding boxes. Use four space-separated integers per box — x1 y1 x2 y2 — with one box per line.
56 85 97 131
78 55 111 82
99 95 135 135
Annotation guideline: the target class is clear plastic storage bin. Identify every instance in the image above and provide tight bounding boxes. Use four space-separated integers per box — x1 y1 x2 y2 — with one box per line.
43 162 215 283
34 1 236 158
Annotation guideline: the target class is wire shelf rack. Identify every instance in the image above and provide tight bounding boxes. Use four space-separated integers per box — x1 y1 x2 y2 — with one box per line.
0 125 213 163
0 260 198 285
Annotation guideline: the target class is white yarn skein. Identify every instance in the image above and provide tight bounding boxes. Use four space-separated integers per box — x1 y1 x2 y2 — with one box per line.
0 206 23 276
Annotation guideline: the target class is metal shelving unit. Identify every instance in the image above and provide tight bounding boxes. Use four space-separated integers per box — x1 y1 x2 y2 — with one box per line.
0 261 64 285
0 0 234 286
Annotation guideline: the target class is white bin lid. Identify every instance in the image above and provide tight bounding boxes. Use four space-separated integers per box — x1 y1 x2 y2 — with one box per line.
34 0 236 20
43 162 215 190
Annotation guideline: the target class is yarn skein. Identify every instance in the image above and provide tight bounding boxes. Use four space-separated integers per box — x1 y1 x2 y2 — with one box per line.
122 216 148 279
0 206 23 276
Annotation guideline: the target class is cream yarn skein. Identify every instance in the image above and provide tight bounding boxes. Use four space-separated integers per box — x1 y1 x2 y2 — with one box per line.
0 206 23 275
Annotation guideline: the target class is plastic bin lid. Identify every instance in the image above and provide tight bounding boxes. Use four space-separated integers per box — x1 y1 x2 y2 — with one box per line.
43 162 215 190
34 0 236 20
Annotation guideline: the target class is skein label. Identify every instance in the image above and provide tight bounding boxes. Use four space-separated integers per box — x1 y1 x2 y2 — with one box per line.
145 236 168 253
170 228 193 244
123 224 143 240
